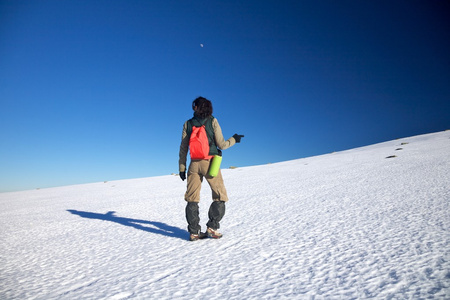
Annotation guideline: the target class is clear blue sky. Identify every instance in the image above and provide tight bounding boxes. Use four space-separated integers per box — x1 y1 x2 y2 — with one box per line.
1 0 449 192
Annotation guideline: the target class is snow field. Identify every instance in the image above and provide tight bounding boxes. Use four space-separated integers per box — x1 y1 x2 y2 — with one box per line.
1 131 449 299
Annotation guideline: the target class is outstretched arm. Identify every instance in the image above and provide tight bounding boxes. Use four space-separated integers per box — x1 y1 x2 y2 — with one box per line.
212 118 236 150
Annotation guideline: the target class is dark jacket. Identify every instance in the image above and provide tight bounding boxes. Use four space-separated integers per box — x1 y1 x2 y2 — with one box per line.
179 115 236 172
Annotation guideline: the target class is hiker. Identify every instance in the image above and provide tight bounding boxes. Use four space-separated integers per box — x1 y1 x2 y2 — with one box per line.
179 96 244 241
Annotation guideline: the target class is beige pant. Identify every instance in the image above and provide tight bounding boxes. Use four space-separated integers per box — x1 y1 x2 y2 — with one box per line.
185 159 229 202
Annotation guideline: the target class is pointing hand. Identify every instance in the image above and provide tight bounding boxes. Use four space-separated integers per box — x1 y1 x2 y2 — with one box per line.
233 134 244 143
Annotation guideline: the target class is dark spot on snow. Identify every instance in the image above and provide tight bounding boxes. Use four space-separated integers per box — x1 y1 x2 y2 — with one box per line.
385 155 397 159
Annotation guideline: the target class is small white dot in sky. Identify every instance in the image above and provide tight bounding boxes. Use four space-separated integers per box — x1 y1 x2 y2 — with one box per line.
200 44 204 47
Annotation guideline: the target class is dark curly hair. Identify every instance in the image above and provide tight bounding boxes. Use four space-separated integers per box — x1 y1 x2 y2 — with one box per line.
192 96 213 119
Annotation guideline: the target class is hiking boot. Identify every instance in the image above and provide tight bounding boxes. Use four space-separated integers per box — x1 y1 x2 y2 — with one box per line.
206 227 223 239
190 232 207 241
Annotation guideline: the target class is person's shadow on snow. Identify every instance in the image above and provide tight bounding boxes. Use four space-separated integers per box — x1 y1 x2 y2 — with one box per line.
67 210 188 240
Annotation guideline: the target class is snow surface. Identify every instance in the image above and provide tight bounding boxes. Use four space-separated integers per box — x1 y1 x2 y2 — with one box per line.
1 131 449 299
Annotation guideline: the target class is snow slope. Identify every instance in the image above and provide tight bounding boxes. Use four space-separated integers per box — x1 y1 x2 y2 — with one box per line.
1 131 449 299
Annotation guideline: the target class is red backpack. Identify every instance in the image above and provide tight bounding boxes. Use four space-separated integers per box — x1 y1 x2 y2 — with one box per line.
189 123 213 160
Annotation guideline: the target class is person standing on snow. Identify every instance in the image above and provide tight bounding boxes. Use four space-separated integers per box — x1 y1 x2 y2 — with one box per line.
179 97 244 241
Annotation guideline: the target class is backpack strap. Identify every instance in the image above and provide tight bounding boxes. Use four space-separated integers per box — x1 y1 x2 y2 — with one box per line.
188 116 211 135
